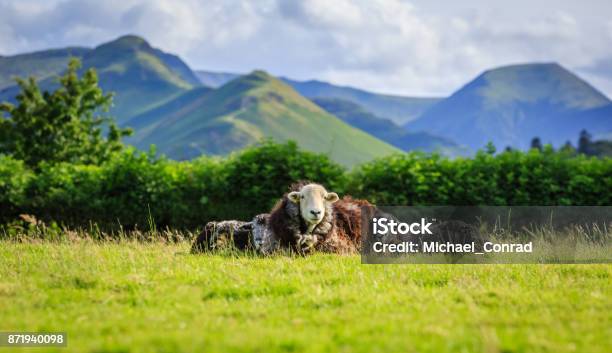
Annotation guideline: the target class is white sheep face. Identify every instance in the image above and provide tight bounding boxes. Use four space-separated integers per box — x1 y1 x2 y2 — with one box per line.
288 184 339 226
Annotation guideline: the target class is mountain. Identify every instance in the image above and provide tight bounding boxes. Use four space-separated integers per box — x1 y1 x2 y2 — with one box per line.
195 70 241 88
0 47 90 90
79 35 200 121
6 38 610 160
588 139 612 157
557 103 612 142
312 98 466 156
283 78 442 125
195 70 442 124
1 35 201 123
581 132 612 157
125 71 400 167
596 130 612 141
407 63 611 151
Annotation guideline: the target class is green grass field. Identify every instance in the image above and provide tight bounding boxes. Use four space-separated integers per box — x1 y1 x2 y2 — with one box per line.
0 241 610 353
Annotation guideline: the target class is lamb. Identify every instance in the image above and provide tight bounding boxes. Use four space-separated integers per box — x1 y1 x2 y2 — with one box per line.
191 181 376 255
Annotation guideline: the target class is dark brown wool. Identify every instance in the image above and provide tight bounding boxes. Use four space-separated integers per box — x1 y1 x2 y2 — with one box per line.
268 181 312 249
268 181 375 254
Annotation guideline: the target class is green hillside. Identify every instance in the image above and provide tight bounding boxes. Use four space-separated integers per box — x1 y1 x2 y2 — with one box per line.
126 71 400 166
283 78 443 125
312 97 467 156
81 35 199 121
408 63 611 150
0 35 200 124
195 70 242 88
0 47 89 89
195 70 443 124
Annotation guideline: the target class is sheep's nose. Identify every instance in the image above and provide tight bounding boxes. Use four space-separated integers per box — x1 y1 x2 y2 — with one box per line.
310 210 321 216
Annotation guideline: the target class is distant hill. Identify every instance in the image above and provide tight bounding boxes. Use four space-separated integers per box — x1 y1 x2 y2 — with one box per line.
587 139 612 157
312 98 466 156
195 70 241 88
283 78 442 125
125 71 400 167
79 35 200 121
1 35 201 123
195 70 442 124
555 103 612 143
580 131 612 157
0 47 90 90
407 63 611 151
596 130 612 141
5 39 611 160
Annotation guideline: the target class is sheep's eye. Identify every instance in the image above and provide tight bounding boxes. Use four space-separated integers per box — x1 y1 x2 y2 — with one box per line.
300 195 304 199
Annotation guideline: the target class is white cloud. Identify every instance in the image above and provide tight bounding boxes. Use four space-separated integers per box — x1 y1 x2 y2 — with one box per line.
279 0 364 30
0 0 611 97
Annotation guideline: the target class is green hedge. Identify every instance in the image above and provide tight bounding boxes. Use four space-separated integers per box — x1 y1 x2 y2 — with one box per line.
0 141 345 229
348 149 612 206
1 142 611 230
0 156 33 219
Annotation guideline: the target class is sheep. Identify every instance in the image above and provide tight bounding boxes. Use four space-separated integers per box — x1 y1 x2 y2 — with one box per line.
265 181 375 254
190 220 252 253
191 181 376 255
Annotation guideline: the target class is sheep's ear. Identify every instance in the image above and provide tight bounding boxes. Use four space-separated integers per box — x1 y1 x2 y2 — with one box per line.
325 192 339 203
288 191 301 203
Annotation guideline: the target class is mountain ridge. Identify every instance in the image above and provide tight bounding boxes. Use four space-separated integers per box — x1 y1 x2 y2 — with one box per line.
3 37 611 161
0 35 202 123
407 62 611 150
80 35 201 120
0 47 90 90
312 97 466 156
195 70 443 124
125 70 400 166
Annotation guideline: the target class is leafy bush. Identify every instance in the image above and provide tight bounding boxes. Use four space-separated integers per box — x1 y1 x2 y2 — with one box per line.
348 148 612 206
0 155 33 221
2 141 345 229
223 140 347 220
1 141 611 230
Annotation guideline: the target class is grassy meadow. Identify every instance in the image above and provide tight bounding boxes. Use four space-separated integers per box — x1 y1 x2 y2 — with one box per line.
1 240 610 353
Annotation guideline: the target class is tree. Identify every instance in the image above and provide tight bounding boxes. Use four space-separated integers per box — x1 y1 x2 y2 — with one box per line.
0 58 131 167
578 129 592 155
560 140 575 153
530 137 542 151
484 142 496 155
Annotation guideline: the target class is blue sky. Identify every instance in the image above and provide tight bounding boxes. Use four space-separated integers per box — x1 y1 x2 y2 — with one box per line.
1 0 611 97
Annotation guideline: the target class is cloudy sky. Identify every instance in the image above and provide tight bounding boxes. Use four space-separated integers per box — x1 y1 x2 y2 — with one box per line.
1 0 611 97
